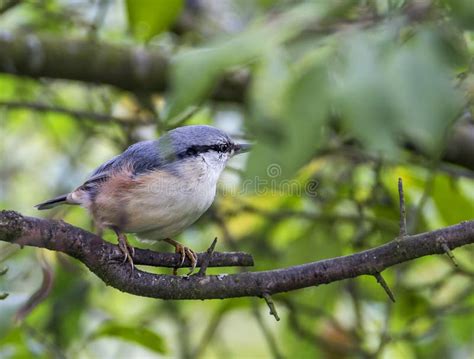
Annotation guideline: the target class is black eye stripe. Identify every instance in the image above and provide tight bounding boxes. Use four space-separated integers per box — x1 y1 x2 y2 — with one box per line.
178 143 232 159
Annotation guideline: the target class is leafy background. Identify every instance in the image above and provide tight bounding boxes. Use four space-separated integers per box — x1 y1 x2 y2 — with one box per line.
0 0 473 358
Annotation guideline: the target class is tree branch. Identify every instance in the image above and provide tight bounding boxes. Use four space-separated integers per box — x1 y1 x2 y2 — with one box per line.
0 32 168 93
1 210 473 300
0 32 247 102
0 211 253 269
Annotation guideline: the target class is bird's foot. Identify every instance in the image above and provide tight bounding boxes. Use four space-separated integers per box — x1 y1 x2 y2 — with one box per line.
163 238 198 275
117 232 135 271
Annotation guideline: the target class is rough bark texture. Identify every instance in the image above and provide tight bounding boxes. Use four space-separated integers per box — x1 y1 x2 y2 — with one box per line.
1 210 473 300
0 32 248 102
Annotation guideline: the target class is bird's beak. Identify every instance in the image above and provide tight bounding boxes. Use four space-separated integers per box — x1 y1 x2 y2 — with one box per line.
233 143 252 155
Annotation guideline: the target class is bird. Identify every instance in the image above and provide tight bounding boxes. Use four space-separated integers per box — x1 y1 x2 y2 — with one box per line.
35 125 251 273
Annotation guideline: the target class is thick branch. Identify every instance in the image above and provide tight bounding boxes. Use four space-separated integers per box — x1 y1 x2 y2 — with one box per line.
1 210 473 300
0 32 247 102
0 32 168 92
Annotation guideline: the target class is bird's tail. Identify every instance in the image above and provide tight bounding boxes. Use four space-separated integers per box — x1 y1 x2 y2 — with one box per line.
35 194 69 210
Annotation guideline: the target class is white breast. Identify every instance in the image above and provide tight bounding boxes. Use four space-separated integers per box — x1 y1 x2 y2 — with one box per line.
124 156 222 240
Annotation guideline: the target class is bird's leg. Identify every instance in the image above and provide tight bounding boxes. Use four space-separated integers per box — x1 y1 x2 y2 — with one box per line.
163 238 198 275
113 228 135 271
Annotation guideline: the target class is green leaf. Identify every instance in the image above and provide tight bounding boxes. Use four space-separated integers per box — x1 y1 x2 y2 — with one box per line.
246 48 331 181
166 27 273 123
166 3 328 122
126 0 184 42
279 55 330 176
250 47 290 121
93 322 167 354
386 31 463 154
334 30 462 158
334 32 399 156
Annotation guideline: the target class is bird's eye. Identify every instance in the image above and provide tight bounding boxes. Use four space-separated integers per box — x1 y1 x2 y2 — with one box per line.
220 143 229 152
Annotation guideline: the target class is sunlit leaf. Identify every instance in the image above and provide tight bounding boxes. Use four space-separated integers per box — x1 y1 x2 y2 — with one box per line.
431 175 474 225
126 0 184 42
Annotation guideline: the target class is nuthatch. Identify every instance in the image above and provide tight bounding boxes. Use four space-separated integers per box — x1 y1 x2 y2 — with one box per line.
36 125 251 272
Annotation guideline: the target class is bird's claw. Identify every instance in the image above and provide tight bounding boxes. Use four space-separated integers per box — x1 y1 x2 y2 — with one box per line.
117 233 135 272
163 238 198 275
174 243 198 275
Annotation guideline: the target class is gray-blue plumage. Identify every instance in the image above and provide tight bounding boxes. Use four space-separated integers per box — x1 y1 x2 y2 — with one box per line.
89 125 232 180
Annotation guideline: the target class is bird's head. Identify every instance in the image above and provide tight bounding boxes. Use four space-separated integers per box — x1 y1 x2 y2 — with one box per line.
163 125 251 173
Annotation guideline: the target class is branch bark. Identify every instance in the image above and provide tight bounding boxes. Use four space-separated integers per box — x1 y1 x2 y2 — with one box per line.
1 210 473 300
0 211 253 269
0 32 247 102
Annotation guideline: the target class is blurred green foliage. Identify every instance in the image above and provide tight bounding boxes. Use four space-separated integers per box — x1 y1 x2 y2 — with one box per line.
0 0 473 358
92 322 167 354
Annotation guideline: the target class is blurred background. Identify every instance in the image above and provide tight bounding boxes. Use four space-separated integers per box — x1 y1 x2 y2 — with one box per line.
1 0 473 358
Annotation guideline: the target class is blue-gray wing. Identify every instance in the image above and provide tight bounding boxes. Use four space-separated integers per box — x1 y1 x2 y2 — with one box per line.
80 140 167 189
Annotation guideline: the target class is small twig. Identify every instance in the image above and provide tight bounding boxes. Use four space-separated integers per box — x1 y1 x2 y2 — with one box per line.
197 238 218 276
0 100 154 125
438 237 458 267
262 293 280 321
398 177 408 237
374 272 396 303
